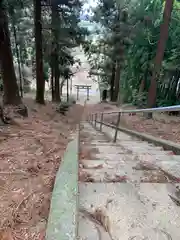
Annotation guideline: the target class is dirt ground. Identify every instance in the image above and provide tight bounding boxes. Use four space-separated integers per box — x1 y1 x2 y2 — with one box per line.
0 98 83 240
88 102 180 144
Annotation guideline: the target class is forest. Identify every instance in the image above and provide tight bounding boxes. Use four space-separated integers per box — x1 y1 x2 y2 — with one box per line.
1 0 180 238
1 0 179 115
0 1 87 238
84 0 180 111
0 0 87 113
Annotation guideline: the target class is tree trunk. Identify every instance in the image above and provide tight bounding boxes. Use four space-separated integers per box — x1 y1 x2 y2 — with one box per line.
52 3 60 102
147 0 174 115
34 0 45 104
113 61 121 102
66 78 69 102
139 79 145 93
54 61 60 102
60 78 66 96
12 21 23 98
51 65 55 101
0 6 22 105
110 63 116 101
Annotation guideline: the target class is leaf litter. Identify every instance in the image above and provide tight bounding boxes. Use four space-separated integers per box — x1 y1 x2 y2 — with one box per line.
0 98 83 240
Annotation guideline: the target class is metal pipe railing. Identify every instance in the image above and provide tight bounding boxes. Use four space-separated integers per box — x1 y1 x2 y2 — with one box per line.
92 105 180 115
88 104 180 142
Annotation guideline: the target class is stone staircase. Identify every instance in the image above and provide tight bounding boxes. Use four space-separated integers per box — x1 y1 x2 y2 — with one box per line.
78 122 180 240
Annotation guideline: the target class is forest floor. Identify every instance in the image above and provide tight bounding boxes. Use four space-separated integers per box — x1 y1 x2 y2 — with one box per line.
0 98 83 240
88 102 180 144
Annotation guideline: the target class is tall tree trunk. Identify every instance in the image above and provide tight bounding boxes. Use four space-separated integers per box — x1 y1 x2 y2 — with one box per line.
110 63 116 101
66 78 69 102
147 0 174 114
34 0 45 104
139 79 145 94
54 61 60 102
12 22 23 98
51 65 55 101
19 43 25 85
60 78 66 96
0 6 22 105
113 61 121 102
52 3 60 102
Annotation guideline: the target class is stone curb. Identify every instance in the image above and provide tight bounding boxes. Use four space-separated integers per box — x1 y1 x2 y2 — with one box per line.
45 130 79 240
95 120 180 155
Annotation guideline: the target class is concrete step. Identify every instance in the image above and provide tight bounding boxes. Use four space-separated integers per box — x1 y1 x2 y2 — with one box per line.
78 122 180 240
80 154 180 163
93 152 172 163
156 161 180 179
80 160 176 183
78 183 180 240
78 212 111 240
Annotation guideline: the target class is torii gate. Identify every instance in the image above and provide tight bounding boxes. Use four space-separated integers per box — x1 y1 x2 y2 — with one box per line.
75 85 92 101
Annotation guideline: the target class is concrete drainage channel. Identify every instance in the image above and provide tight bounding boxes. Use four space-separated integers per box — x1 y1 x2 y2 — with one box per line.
45 122 180 240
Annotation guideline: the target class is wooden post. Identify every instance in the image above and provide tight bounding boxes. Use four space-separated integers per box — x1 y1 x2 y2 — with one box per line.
113 112 121 142
100 113 103 131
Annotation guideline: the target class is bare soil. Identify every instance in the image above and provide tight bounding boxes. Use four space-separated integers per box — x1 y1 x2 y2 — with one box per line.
0 98 83 240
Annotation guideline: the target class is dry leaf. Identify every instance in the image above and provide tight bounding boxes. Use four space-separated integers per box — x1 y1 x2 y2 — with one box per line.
0 98 83 238
0 230 13 240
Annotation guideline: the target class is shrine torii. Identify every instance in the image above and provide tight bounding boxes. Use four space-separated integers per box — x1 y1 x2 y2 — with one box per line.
75 85 92 101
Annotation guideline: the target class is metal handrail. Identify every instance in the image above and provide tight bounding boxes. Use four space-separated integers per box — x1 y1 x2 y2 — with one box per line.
88 104 180 143
92 105 180 115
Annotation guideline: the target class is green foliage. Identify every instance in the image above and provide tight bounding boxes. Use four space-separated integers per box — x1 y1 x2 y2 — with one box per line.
85 0 180 107
83 0 132 99
2 0 88 98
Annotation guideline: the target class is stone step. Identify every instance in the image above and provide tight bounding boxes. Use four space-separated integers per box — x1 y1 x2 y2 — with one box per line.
119 142 163 150
83 146 127 154
80 160 174 183
94 151 171 162
78 183 180 240
81 153 174 162
79 122 180 240
80 155 180 166
81 142 120 146
156 161 180 179
78 212 111 240
116 143 163 151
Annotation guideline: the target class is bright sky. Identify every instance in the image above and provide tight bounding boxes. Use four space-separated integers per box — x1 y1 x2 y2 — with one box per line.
82 0 98 16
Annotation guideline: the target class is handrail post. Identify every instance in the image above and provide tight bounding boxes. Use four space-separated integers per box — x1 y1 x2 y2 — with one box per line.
113 112 121 143
95 113 97 128
100 113 103 131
